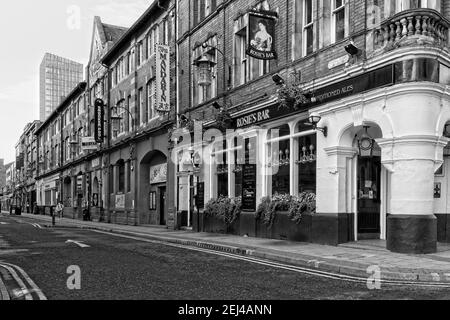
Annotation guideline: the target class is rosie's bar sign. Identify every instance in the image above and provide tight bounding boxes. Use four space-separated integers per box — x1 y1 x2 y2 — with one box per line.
246 10 278 60
235 65 394 128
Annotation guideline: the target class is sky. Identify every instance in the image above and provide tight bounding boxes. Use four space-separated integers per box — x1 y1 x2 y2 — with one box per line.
0 0 152 164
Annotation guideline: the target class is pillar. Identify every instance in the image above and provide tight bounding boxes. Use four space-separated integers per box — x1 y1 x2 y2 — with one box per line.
378 136 448 253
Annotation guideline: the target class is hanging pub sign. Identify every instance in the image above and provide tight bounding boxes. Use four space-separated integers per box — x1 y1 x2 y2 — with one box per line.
246 10 278 60
155 44 171 113
94 98 105 143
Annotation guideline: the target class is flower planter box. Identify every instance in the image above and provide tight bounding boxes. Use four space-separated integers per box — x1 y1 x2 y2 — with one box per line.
240 211 257 237
202 213 240 235
256 211 313 242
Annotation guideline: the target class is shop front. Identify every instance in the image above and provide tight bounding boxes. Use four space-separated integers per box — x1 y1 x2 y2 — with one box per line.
89 157 104 222
37 174 60 215
189 59 450 254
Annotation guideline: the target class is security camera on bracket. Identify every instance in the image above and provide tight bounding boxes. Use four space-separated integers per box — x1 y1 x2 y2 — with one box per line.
344 40 363 65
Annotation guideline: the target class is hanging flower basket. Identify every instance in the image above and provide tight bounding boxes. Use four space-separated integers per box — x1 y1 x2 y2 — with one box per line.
277 85 309 110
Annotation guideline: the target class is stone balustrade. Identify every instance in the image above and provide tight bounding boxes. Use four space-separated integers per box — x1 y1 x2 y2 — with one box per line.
372 9 449 52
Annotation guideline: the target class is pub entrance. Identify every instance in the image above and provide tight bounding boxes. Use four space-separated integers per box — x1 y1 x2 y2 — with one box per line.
355 126 382 240
357 156 381 238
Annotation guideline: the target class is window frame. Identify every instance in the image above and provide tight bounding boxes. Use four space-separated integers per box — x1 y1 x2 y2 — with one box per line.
331 0 348 44
302 0 314 57
264 121 318 197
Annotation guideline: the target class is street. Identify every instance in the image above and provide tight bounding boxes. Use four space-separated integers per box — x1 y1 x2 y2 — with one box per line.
0 214 449 300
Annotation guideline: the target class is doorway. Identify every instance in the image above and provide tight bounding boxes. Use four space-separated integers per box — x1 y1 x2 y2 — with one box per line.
357 155 381 239
159 187 166 225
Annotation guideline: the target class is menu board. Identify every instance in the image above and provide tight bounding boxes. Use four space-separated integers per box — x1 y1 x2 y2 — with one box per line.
242 164 257 211
196 182 205 209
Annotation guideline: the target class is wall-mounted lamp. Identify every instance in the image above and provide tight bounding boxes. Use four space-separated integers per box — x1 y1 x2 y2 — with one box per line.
193 54 217 87
307 112 328 137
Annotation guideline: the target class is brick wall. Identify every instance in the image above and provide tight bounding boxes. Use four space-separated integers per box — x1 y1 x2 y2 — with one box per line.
178 0 372 119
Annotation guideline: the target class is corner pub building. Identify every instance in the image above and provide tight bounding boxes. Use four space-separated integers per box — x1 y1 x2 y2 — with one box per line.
175 0 450 254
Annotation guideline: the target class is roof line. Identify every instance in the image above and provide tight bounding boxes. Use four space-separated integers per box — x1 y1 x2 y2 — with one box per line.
101 0 169 65
35 82 87 135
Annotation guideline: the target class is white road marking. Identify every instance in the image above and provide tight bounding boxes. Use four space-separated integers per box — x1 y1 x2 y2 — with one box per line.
65 240 90 248
29 223 43 229
92 230 450 288
0 222 8 225
0 264 32 300
0 262 46 300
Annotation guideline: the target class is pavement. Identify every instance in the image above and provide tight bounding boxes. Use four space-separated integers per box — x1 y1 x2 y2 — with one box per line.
5 211 450 284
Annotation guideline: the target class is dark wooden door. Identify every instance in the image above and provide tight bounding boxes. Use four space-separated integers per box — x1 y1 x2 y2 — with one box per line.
357 156 381 235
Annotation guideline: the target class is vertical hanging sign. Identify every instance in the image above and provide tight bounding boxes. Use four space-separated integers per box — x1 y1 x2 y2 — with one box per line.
94 98 105 143
246 10 278 60
155 44 171 113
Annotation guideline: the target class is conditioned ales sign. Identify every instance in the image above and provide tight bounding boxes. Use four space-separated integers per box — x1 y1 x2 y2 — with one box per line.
246 10 278 60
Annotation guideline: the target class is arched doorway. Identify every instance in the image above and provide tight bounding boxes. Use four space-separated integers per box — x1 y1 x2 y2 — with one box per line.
139 150 168 225
353 125 383 240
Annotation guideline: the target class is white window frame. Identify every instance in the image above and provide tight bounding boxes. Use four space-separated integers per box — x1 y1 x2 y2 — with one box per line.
264 120 317 197
331 0 348 44
233 17 269 87
302 0 314 57
147 80 156 121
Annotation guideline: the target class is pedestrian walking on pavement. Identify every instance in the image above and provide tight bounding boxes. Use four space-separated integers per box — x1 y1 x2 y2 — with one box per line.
56 202 64 218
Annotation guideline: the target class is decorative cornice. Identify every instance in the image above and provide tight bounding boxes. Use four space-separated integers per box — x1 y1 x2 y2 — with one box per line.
324 146 359 157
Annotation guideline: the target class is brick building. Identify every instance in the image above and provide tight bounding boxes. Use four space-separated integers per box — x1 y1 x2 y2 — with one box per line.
13 121 41 213
0 159 5 190
0 162 15 212
34 2 177 226
100 0 176 226
174 0 450 253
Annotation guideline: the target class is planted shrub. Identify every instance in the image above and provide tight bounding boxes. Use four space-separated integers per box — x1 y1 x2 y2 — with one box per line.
256 192 316 228
204 196 242 226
